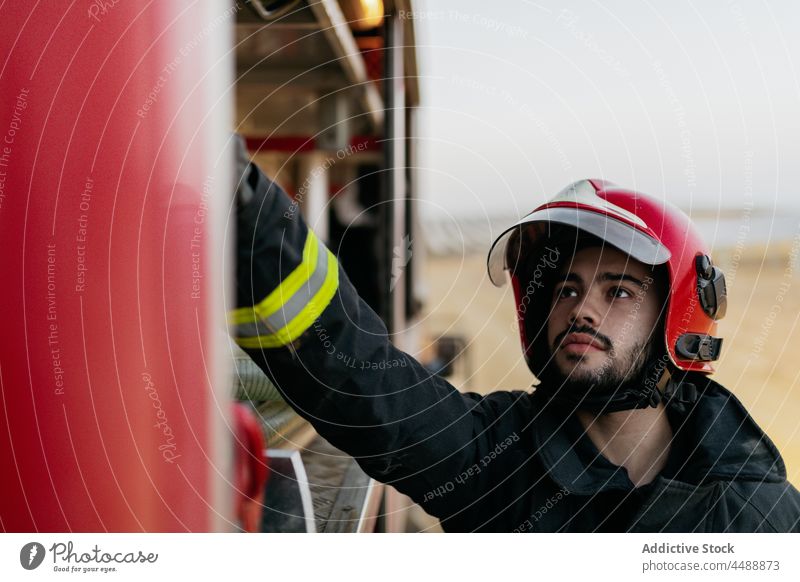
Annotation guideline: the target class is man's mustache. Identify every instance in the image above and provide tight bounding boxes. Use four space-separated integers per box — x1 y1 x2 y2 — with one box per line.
552 324 613 352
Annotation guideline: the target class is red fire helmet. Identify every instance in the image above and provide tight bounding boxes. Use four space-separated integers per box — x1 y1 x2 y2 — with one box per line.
487 179 726 375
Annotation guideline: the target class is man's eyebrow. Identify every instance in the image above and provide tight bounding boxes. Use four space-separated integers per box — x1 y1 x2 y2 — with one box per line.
599 272 645 287
555 272 583 286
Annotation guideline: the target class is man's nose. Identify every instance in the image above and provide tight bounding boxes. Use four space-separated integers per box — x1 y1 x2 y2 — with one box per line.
568 294 602 327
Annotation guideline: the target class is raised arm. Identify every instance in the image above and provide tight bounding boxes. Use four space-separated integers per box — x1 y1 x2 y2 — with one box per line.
230 139 529 527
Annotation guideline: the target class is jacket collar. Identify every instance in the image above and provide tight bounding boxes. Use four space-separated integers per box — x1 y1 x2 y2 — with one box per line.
531 377 786 495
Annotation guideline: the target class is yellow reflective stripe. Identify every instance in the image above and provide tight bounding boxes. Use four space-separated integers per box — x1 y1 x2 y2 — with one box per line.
234 249 339 349
228 229 318 326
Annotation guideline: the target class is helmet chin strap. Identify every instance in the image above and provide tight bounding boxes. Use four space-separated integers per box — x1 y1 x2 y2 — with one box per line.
535 354 699 414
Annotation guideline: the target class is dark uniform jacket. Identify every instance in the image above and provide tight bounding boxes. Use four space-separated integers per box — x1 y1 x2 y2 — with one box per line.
232 143 800 533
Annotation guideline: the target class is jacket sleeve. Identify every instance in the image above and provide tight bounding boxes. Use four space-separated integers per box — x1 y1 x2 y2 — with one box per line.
230 139 527 526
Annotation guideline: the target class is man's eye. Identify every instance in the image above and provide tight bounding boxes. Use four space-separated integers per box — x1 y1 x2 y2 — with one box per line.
610 287 631 299
556 287 577 299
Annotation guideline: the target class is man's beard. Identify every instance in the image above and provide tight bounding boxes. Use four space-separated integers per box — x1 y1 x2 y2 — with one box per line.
534 329 659 413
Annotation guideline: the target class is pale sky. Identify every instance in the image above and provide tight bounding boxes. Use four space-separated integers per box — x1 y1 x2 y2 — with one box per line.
412 0 800 221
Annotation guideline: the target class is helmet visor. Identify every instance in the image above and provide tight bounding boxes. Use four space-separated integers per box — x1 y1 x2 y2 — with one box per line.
487 206 671 286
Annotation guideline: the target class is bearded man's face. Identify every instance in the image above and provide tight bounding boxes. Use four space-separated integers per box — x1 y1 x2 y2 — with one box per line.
544 245 664 393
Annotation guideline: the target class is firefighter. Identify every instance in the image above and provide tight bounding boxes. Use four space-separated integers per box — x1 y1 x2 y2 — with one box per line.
232 137 800 532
